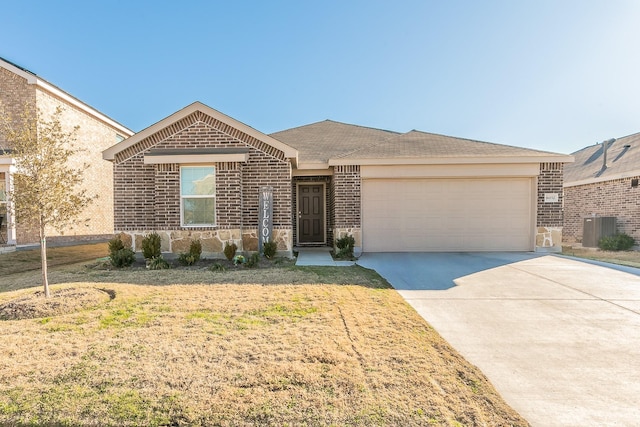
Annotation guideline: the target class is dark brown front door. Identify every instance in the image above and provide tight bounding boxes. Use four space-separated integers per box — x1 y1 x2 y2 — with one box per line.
298 184 325 244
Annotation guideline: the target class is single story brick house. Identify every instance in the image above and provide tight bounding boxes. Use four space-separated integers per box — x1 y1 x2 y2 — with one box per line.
102 102 572 256
563 133 640 245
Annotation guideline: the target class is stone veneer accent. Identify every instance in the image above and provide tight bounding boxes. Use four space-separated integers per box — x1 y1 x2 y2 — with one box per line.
563 175 640 244
118 228 292 256
112 112 293 256
332 165 362 249
535 162 564 251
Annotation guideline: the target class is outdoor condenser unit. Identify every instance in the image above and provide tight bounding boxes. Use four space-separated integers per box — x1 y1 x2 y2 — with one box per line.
582 216 616 248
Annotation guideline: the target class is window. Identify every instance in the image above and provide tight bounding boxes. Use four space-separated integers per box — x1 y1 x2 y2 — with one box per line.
180 166 216 226
0 172 6 216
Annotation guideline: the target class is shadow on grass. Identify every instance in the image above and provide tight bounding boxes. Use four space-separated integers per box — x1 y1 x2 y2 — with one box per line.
0 262 392 295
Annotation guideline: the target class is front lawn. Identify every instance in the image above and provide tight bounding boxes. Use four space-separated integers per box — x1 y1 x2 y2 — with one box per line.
0 247 529 426
562 246 640 268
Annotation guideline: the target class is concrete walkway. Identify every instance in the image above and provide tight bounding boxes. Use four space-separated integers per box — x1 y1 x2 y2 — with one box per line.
358 253 640 427
294 247 355 266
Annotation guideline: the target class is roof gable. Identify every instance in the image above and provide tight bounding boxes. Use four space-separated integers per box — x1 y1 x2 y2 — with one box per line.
103 102 298 163
0 57 133 137
564 132 640 186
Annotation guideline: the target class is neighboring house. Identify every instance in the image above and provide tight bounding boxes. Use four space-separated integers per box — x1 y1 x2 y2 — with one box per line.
103 101 572 255
0 57 133 247
563 133 640 245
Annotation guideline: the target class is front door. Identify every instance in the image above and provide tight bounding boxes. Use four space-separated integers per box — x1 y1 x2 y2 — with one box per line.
298 184 325 244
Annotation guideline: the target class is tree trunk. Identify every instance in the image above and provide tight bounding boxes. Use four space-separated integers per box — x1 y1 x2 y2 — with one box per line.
40 220 50 298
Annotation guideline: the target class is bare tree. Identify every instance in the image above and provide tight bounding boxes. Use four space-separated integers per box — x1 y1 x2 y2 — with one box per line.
0 105 94 297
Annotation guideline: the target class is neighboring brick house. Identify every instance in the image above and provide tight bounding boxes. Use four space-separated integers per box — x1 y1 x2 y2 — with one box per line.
0 57 134 247
103 101 572 255
563 133 640 245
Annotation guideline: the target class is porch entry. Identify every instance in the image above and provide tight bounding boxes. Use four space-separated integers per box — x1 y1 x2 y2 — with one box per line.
297 183 325 245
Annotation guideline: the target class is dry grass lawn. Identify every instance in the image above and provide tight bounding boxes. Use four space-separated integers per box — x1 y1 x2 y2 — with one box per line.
562 246 640 268
0 245 532 426
0 243 109 277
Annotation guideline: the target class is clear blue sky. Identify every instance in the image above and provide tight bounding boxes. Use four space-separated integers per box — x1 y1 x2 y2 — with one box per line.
2 0 639 154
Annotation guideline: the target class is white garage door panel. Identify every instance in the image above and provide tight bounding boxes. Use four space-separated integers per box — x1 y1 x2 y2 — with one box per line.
362 178 533 252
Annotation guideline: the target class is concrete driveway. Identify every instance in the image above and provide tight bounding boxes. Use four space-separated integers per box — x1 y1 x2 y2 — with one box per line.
357 252 640 427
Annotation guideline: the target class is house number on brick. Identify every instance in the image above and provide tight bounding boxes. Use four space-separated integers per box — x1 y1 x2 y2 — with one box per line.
544 193 559 203
259 186 273 253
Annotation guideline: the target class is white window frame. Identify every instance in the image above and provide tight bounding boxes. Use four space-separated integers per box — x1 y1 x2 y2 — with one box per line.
0 172 6 211
180 165 216 227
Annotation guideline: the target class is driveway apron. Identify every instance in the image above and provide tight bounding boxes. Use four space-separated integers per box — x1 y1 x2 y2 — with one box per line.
357 253 640 427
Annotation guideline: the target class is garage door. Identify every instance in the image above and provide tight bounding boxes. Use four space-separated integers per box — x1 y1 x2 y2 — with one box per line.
362 178 533 252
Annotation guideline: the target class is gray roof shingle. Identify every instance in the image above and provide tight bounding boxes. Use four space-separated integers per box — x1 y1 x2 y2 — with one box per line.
564 133 640 185
336 129 560 160
271 120 565 164
269 120 399 164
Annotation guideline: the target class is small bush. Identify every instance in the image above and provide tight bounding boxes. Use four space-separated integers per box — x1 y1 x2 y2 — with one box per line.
233 254 245 266
147 256 170 270
246 252 261 268
141 232 162 260
598 233 636 251
335 234 356 259
224 242 238 261
108 236 125 253
177 253 197 266
190 239 202 260
209 262 226 272
178 239 202 266
108 236 136 268
263 240 277 259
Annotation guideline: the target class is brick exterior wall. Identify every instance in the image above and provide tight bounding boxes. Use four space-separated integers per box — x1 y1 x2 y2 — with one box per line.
563 176 640 244
1 66 125 245
333 165 361 228
535 162 565 250
112 111 293 254
537 162 564 226
333 165 362 248
0 67 36 130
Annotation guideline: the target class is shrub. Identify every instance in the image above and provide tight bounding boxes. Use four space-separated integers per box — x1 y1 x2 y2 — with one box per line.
141 232 162 260
335 234 356 259
233 254 245 266
224 242 237 261
263 240 277 259
598 233 636 251
178 239 202 266
108 236 125 253
246 252 261 268
108 236 136 268
190 239 202 260
147 256 170 270
209 262 226 272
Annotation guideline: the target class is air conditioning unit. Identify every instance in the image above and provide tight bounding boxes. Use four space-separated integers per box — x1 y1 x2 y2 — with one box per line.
582 217 616 248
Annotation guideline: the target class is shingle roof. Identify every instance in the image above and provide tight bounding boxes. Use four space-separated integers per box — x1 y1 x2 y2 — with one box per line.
270 120 567 165
564 132 640 185
335 130 560 160
269 120 399 164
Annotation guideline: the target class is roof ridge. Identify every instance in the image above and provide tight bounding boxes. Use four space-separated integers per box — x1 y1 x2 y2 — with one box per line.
570 131 640 155
269 119 400 136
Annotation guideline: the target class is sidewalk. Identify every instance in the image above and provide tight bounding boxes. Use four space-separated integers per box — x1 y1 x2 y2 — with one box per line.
295 247 355 266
